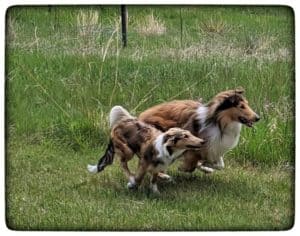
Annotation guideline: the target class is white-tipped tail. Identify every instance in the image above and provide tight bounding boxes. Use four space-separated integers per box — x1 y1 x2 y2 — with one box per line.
87 164 98 174
109 106 134 128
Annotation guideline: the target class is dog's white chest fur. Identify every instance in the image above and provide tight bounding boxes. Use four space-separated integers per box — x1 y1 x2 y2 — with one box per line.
154 134 184 171
221 122 241 149
197 106 241 163
203 122 241 162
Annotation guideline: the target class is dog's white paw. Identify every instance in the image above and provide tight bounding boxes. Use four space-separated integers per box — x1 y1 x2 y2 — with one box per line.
127 176 137 189
150 183 160 195
87 164 98 174
157 172 172 182
212 157 225 170
127 182 137 189
199 166 214 174
196 161 214 174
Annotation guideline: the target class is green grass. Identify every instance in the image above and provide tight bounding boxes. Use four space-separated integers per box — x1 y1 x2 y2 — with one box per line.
6 137 294 230
6 6 294 230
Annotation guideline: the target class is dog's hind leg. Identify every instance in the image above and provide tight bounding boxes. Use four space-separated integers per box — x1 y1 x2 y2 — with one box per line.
120 160 136 186
128 159 148 189
150 172 160 194
114 139 136 186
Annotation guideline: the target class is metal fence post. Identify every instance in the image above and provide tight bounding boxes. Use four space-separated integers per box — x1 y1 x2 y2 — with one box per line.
121 5 128 47
180 8 183 48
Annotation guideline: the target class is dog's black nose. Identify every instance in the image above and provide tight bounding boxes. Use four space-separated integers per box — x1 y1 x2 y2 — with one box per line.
201 140 207 145
255 115 260 122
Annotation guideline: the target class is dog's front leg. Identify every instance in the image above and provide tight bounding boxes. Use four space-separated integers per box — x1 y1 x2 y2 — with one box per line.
197 156 225 173
212 156 225 170
203 156 225 170
178 151 199 172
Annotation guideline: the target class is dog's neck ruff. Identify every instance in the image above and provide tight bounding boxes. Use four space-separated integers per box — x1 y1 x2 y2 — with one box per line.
154 134 185 163
196 105 242 161
154 134 169 158
197 106 209 130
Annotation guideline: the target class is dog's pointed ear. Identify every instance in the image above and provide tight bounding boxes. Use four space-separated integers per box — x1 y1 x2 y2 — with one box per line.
227 94 241 106
228 95 236 104
235 87 245 94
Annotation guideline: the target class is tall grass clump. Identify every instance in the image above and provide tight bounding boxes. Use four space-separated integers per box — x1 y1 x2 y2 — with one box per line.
136 12 166 36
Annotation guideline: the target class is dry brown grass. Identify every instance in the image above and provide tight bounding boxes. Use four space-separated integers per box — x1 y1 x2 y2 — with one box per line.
7 16 18 42
136 13 166 36
155 37 291 62
200 18 230 35
7 10 291 62
76 10 100 37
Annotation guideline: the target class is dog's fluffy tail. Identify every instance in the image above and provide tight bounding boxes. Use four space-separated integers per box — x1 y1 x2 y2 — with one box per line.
87 139 115 174
109 105 134 128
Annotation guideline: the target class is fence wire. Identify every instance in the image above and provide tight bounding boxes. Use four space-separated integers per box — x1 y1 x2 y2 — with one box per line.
7 7 186 56
6 7 292 61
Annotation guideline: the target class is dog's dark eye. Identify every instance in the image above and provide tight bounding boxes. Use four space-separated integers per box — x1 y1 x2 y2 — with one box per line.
183 134 188 138
240 104 245 109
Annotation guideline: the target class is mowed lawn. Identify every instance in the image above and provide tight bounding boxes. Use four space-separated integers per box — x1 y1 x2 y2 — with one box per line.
6 6 294 230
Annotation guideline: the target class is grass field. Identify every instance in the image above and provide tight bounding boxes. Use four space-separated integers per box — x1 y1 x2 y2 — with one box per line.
6 6 294 230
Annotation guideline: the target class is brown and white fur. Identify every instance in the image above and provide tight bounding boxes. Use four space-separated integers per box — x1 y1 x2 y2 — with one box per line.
87 106 205 193
139 88 260 174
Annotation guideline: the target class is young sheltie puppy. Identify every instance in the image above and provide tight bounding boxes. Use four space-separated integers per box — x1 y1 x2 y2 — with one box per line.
139 88 260 174
87 106 205 193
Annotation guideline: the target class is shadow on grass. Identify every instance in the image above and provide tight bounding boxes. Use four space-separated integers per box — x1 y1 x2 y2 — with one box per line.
81 169 259 201
158 172 255 198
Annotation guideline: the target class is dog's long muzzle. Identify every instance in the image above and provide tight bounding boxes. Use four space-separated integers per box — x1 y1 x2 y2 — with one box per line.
239 114 260 127
186 140 207 149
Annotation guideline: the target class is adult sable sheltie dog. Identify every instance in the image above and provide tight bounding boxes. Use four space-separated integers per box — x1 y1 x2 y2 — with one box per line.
139 88 260 174
87 106 205 193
